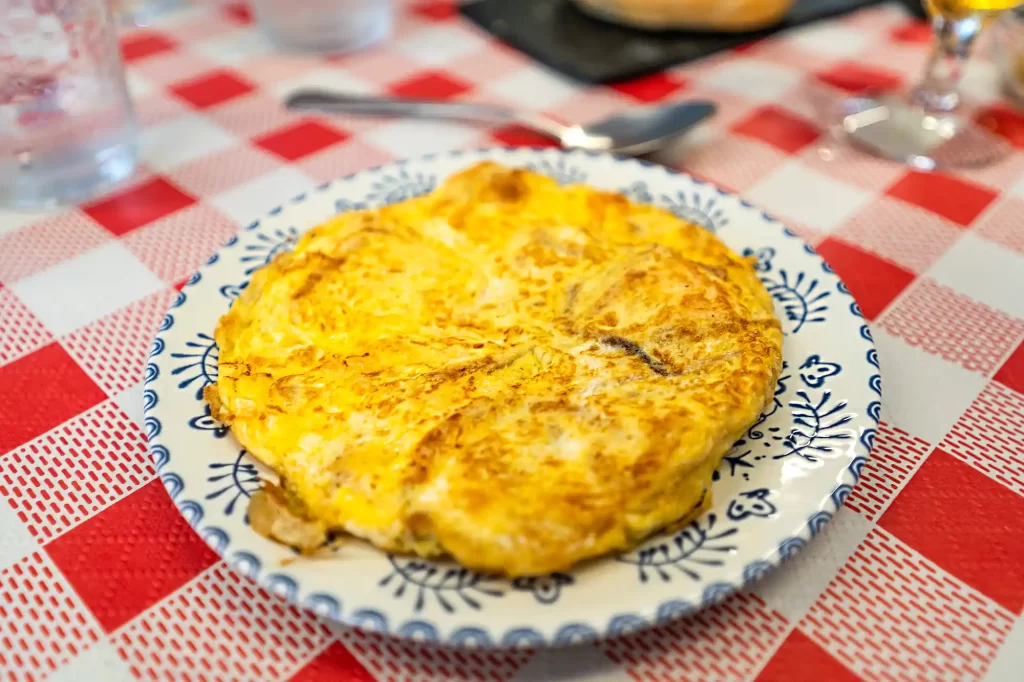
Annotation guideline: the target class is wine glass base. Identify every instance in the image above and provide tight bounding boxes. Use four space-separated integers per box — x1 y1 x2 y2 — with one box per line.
838 94 1009 170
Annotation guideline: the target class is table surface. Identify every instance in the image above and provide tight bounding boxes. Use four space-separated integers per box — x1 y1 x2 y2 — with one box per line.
2 1 1024 680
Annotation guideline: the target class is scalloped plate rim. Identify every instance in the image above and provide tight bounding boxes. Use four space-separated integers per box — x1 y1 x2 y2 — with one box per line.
144 146 880 648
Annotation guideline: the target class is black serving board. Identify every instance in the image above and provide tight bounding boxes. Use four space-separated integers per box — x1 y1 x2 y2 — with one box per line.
461 0 904 84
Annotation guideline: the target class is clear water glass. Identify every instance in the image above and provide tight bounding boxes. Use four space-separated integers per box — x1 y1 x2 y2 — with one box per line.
252 0 393 54
109 0 183 28
0 0 139 209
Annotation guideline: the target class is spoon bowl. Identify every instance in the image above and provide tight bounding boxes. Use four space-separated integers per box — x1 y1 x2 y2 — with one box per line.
575 101 717 155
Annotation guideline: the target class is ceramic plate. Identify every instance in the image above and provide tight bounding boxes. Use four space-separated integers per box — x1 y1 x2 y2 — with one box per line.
145 148 880 647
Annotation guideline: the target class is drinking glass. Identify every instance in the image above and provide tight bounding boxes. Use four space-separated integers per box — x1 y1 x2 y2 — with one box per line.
838 0 1019 169
252 0 393 54
0 0 139 209
109 0 183 28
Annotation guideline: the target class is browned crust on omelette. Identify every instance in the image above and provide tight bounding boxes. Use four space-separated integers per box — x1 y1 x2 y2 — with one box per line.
206 161 783 576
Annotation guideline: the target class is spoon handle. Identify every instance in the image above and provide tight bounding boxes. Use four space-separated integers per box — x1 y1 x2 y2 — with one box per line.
284 89 565 140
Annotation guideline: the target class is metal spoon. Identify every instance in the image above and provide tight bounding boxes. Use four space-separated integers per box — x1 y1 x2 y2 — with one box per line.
284 89 717 156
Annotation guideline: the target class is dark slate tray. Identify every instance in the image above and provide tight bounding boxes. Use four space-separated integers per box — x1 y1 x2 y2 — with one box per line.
461 0 901 84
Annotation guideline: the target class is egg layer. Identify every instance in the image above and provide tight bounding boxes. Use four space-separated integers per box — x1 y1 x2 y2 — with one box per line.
207 162 783 576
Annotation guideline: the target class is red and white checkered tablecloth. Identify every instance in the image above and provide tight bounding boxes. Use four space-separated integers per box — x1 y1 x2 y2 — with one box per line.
2 1 1024 680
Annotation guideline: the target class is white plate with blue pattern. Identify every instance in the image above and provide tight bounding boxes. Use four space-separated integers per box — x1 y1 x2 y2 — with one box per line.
144 148 880 648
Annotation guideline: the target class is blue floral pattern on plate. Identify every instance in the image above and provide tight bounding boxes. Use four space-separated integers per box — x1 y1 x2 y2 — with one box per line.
206 450 263 517
144 148 879 648
621 181 730 233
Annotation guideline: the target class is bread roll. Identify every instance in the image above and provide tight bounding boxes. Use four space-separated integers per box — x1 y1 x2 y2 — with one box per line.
572 0 795 31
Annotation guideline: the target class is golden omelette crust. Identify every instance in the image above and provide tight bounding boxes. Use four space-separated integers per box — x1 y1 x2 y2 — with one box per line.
207 162 783 577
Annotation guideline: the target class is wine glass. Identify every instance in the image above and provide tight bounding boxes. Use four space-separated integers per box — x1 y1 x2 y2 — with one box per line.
838 0 1019 169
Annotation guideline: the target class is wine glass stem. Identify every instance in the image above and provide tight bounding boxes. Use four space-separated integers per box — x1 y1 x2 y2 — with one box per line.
911 13 984 113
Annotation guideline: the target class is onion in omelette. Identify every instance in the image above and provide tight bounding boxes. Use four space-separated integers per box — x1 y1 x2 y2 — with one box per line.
205 161 783 577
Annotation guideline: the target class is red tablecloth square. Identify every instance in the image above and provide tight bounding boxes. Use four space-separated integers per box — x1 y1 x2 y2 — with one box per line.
45 480 219 633
755 628 862 682
816 237 916 320
886 171 998 226
170 70 258 110
996 340 1024 394
83 178 197 237
411 0 458 21
879 449 1024 614
489 125 560 148
731 105 822 155
815 61 903 94
388 70 474 100
889 20 932 44
977 105 1024 150
288 641 376 682
0 344 106 455
255 120 353 162
222 1 254 24
609 72 688 103
121 31 179 63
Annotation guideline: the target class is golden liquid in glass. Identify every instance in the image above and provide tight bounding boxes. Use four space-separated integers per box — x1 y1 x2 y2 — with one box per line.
924 0 1020 19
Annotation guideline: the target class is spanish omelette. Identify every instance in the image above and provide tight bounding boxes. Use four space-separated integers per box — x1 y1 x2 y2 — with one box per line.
205 161 783 577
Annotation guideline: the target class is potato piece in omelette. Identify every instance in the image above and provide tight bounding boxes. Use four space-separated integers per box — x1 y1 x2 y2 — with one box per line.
205 161 783 577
